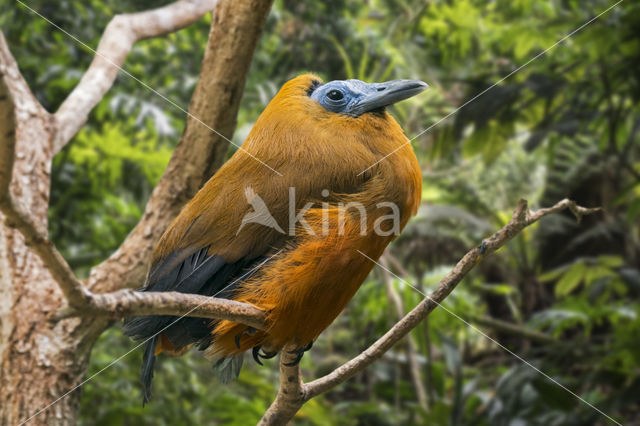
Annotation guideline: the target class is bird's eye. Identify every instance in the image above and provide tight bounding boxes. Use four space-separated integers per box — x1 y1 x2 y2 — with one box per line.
327 90 344 101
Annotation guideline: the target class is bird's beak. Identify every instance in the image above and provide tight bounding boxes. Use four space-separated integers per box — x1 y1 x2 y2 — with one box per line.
351 79 428 116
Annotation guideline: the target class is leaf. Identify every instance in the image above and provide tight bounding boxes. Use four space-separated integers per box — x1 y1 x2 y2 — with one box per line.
597 255 623 268
328 35 354 78
583 265 614 287
626 198 640 224
532 377 576 410
539 265 567 283
555 261 586 297
487 284 514 295
611 279 628 296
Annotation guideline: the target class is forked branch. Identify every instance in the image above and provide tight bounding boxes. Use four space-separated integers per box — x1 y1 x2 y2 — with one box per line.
0 32 89 307
86 0 274 295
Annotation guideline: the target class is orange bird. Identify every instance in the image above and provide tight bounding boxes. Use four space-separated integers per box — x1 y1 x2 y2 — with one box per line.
123 74 427 403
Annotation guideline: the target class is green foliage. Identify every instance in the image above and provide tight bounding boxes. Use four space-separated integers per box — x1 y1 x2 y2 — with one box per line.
49 122 171 272
70 123 171 187
78 329 278 426
540 255 625 298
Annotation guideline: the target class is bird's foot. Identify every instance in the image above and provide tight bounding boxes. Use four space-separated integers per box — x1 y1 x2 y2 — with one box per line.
251 345 277 366
283 341 314 367
234 326 257 350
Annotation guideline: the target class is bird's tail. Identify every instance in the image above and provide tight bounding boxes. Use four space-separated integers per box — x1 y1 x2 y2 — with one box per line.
141 335 158 406
213 354 244 384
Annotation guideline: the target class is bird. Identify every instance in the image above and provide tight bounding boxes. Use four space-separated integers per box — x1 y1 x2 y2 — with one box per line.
123 73 427 404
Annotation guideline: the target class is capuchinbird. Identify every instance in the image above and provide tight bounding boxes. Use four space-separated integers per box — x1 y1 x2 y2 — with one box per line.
123 74 427 404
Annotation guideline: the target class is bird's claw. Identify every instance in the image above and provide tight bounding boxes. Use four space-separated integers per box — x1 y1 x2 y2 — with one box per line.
287 340 313 355
234 326 257 350
248 341 313 366
252 345 277 366
283 353 304 367
260 349 278 359
283 341 314 366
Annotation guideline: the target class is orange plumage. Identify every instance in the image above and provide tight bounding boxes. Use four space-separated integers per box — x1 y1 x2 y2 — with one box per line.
123 73 426 403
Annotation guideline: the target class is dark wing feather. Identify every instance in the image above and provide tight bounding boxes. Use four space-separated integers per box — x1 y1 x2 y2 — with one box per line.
140 336 158 407
162 255 266 348
123 244 271 405
122 247 226 341
145 246 219 293
122 246 267 346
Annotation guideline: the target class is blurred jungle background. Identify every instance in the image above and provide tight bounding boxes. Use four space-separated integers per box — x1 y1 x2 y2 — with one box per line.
2 0 639 424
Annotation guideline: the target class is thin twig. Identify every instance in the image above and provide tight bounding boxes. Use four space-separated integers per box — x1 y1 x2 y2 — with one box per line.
380 255 429 411
305 199 598 398
258 198 599 424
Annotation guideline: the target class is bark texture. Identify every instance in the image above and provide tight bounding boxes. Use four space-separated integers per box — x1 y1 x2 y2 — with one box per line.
0 31 89 425
0 0 273 424
86 0 274 295
54 290 267 331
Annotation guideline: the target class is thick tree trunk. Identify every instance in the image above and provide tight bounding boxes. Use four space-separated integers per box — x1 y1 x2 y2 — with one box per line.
0 57 94 423
0 0 273 424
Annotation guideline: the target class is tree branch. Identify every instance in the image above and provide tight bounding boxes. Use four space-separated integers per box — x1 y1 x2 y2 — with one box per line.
257 199 599 423
52 290 266 330
0 32 89 307
87 0 274 295
0 51 16 195
0 194 90 306
53 0 218 153
305 199 598 398
258 345 306 426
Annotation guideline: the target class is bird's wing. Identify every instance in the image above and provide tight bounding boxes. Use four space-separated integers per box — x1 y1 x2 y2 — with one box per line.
122 162 293 346
123 144 371 346
121 246 267 345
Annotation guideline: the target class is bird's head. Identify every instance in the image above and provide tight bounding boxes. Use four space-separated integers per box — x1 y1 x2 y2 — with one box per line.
243 74 428 180
306 76 428 117
251 74 427 138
